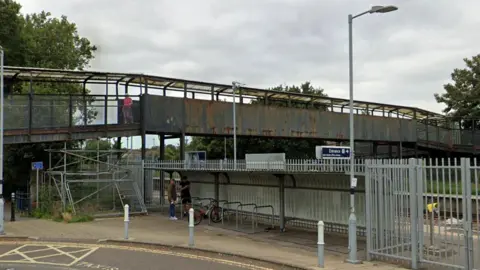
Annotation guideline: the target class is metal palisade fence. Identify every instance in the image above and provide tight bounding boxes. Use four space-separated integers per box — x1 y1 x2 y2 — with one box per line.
365 158 479 269
143 159 366 173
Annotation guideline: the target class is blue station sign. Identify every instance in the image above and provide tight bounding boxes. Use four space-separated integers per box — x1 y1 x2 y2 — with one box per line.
316 146 351 159
31 161 44 170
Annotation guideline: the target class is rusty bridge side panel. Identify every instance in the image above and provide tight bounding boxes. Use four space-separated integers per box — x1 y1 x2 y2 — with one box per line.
145 95 417 142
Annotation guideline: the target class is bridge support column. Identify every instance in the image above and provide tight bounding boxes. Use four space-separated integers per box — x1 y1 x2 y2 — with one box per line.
140 94 147 199
372 142 378 158
159 135 165 160
278 174 286 232
398 142 402 159
388 144 393 158
116 137 121 160
180 134 185 160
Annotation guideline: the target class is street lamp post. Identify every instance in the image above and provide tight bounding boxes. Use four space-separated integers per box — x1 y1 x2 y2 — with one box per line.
0 46 4 235
347 5 398 264
232 81 244 170
232 82 237 170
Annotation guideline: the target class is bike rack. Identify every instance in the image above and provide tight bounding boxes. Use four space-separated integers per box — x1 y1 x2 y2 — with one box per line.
236 203 257 233
253 205 275 233
194 197 215 204
180 197 212 220
191 197 214 213
222 201 241 225
217 199 228 205
206 199 226 225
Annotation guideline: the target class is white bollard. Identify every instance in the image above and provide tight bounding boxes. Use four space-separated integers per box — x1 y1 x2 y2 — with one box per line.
124 204 130 240
318 221 325 268
188 208 194 247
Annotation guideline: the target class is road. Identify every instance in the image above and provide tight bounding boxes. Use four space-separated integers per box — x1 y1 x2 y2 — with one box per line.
0 241 286 270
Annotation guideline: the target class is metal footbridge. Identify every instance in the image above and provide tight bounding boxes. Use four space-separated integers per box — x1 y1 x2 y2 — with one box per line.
2 66 478 156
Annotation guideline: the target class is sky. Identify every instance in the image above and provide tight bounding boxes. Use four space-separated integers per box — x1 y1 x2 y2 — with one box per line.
17 0 480 149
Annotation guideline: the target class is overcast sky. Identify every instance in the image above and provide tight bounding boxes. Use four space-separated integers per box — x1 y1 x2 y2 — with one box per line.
16 0 480 149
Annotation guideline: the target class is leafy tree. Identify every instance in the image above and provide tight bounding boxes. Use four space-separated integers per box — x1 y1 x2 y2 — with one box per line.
165 144 181 160
84 139 113 151
189 82 327 159
0 0 25 66
21 11 96 70
1 1 97 192
83 139 113 162
148 144 182 160
435 54 480 129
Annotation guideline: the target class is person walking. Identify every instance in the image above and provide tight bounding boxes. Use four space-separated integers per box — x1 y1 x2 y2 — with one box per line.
167 179 178 220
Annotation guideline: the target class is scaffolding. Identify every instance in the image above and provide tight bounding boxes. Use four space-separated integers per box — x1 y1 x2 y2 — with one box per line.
44 141 147 217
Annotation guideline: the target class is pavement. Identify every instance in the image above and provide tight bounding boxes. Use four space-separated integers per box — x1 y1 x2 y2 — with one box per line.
0 213 407 270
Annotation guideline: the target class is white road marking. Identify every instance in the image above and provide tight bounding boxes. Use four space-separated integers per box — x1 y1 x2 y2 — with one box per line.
68 247 100 266
0 243 98 267
0 241 274 270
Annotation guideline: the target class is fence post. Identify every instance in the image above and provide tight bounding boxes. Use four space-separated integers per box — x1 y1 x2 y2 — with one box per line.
124 204 129 240
408 158 418 269
364 160 372 261
461 157 474 269
189 208 195 247
10 193 15 222
317 221 324 268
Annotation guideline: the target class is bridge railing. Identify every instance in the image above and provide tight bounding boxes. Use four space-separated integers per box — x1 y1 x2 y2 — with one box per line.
416 121 480 146
4 94 141 130
144 159 366 173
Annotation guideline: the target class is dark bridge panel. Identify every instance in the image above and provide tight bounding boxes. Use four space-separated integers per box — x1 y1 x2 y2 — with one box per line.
145 95 417 142
3 94 141 144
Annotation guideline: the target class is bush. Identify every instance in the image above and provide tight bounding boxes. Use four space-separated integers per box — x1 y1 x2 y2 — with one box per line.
33 184 94 223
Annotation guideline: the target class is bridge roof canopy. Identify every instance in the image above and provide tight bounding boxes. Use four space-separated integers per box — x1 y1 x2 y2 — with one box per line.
4 66 443 120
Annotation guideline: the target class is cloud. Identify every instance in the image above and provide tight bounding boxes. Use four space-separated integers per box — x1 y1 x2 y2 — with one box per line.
16 0 480 117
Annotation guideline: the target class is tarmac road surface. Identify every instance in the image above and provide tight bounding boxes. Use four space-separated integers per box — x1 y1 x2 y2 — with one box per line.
0 241 288 270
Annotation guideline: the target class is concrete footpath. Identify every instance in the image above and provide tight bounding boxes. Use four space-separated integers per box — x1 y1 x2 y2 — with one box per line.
2 214 406 270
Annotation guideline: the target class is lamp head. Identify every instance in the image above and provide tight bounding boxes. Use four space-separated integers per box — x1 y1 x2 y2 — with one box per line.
369 5 398 14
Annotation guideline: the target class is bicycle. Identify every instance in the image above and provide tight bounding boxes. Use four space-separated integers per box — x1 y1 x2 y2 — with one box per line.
191 199 222 225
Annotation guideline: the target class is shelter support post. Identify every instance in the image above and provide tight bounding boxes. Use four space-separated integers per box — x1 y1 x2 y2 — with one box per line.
214 173 220 207
388 144 393 158
372 142 377 158
278 174 286 232
159 134 165 204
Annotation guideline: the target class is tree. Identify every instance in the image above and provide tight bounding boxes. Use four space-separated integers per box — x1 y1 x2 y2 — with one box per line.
21 11 96 70
1 1 97 192
189 82 328 159
165 144 181 160
0 0 25 66
83 139 113 162
435 54 480 129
